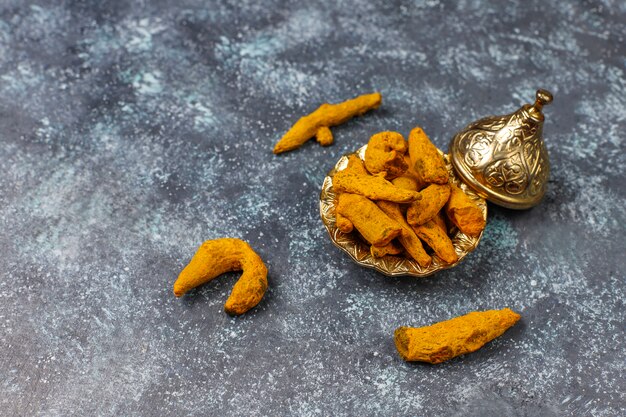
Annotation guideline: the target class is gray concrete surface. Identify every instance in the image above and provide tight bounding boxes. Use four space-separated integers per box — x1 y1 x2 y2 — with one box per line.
0 1 624 415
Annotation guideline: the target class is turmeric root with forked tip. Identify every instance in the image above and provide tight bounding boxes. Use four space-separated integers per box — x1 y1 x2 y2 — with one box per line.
408 126 449 185
333 171 421 203
364 131 409 179
173 238 268 316
273 92 382 154
394 308 521 363
337 193 402 246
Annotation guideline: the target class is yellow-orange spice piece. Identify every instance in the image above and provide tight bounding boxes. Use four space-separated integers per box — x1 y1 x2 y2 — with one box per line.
402 154 427 190
394 308 521 364
337 193 402 247
333 170 421 203
335 210 354 233
432 210 448 234
446 184 486 237
412 219 458 264
408 126 449 185
407 183 451 226
364 131 409 179
173 238 268 316
273 93 382 154
370 240 403 258
376 200 432 268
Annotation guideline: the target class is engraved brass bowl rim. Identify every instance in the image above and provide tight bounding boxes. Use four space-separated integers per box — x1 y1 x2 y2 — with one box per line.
319 144 487 277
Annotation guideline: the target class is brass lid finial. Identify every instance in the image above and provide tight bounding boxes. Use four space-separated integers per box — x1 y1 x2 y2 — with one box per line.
528 89 553 121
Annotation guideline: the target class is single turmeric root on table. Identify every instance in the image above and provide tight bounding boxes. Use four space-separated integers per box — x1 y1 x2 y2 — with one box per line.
394 308 521 364
336 193 402 246
173 238 268 316
273 92 382 154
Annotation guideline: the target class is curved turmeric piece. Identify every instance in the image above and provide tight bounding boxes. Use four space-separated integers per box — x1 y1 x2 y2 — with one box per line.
394 308 521 363
412 219 458 264
333 171 421 203
273 93 382 154
173 238 268 316
364 131 408 179
408 126 449 185
407 184 451 226
446 184 486 236
337 193 402 246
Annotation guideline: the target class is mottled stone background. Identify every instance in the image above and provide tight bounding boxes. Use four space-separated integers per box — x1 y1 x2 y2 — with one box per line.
0 0 624 416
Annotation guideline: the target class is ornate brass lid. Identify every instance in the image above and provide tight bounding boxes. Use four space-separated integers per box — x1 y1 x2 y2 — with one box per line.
449 89 553 209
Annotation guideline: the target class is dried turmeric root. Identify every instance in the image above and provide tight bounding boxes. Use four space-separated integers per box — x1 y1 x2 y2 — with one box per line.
394 308 521 363
343 154 369 175
408 126 449 185
364 131 408 179
333 171 421 203
402 154 427 190
391 175 419 194
273 92 382 154
337 193 402 246
407 184 451 226
333 155 365 234
173 238 268 316
446 184 486 236
370 240 403 258
412 219 458 264
377 200 432 267
432 211 448 234
335 210 354 233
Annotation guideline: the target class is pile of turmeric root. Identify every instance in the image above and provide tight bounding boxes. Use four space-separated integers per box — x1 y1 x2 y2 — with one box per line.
172 92 519 365
333 127 486 267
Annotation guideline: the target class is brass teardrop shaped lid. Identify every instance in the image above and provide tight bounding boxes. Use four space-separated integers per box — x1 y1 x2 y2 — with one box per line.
449 89 553 209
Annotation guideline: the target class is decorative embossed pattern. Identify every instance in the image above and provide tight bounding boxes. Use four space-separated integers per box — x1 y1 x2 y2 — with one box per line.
454 108 549 202
320 145 487 277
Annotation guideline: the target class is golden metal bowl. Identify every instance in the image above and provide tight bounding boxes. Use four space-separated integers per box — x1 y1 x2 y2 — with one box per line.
319 145 487 277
